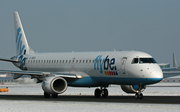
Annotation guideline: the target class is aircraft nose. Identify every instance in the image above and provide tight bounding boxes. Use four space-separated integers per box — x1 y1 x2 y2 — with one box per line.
152 71 163 79
150 71 163 83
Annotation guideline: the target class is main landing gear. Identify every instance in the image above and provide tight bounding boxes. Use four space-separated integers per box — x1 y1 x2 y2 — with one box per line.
94 87 108 98
44 92 58 98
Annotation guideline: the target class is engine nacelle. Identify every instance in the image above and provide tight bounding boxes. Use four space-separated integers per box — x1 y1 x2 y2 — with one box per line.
42 76 67 94
121 85 146 94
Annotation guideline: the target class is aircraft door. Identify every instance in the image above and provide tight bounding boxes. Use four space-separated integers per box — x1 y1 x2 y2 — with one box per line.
71 58 75 68
120 57 127 75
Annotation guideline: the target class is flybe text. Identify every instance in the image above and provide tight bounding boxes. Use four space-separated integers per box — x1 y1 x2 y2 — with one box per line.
94 55 118 75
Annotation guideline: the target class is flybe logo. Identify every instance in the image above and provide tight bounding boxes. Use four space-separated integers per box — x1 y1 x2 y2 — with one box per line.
94 55 118 75
16 27 25 55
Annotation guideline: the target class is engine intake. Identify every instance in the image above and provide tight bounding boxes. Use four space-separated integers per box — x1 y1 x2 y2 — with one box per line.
121 85 146 93
42 76 67 94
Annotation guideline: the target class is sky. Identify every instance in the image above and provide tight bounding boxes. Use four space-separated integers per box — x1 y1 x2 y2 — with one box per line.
0 0 180 70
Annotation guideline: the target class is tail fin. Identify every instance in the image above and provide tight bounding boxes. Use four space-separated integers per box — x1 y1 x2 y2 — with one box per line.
14 12 34 55
173 53 178 67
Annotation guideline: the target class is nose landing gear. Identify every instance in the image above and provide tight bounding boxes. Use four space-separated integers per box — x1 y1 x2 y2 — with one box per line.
135 84 144 99
135 93 143 99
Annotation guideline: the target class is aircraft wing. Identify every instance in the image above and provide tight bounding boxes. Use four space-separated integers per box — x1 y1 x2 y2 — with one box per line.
0 70 83 79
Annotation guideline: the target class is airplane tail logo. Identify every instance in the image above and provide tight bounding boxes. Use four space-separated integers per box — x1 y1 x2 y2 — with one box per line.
16 27 25 55
14 12 34 55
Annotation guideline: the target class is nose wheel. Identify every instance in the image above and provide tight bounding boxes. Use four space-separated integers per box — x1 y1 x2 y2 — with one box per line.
135 93 143 99
94 87 108 98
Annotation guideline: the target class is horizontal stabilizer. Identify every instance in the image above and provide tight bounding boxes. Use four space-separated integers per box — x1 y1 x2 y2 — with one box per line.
0 58 19 63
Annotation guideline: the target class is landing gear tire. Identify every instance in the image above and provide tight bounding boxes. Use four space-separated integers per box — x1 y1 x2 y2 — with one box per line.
95 88 101 98
52 94 58 98
102 89 108 98
135 93 139 99
44 92 50 98
135 93 143 99
139 93 143 99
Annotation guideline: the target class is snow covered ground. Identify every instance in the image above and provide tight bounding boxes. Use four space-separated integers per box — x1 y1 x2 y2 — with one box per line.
1 83 180 96
1 100 180 112
0 83 180 112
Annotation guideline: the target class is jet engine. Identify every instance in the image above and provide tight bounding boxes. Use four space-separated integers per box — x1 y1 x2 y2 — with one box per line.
121 85 146 93
42 76 67 94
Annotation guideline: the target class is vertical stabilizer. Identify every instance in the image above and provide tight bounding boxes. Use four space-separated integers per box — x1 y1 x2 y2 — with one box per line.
173 53 178 67
14 12 34 55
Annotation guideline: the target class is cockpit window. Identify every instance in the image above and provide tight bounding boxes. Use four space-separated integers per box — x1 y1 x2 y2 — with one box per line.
132 58 157 64
139 58 157 63
132 58 138 64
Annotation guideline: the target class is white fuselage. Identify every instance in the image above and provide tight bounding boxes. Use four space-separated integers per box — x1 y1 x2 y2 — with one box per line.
18 51 163 87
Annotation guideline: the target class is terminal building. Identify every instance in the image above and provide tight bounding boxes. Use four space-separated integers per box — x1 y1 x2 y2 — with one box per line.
159 63 170 69
0 73 35 85
159 63 180 83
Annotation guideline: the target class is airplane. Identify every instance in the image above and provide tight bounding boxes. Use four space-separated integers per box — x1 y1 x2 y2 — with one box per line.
160 53 180 78
0 12 163 99
161 53 179 71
